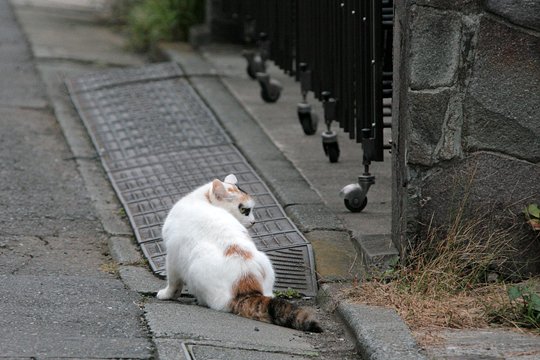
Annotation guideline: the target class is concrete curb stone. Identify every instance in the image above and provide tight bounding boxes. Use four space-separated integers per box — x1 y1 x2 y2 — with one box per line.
318 284 426 360
337 303 426 360
118 265 166 295
108 236 143 265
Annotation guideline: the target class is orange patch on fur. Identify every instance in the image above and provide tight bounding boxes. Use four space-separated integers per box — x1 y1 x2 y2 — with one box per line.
224 244 253 260
226 186 251 203
239 193 251 203
233 273 263 297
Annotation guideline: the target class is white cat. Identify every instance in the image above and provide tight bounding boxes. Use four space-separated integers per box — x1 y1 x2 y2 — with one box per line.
157 174 322 332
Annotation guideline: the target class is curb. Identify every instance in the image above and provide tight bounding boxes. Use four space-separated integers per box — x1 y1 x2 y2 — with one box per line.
318 284 426 360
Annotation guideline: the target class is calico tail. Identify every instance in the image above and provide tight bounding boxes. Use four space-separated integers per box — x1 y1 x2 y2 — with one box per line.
229 275 323 332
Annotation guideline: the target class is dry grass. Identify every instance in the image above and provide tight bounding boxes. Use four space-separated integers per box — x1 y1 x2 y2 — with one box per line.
343 281 511 331
100 261 119 276
342 195 540 341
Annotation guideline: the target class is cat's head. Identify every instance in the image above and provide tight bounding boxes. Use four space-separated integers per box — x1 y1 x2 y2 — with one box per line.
208 174 256 228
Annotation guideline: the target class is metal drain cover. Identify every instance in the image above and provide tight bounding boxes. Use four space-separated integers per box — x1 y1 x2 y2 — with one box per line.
67 63 317 296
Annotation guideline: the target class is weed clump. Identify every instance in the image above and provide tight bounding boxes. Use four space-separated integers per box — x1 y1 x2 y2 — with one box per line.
127 0 204 52
343 202 540 332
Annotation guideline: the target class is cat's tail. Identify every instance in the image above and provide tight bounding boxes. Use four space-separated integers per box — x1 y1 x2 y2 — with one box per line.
229 275 323 333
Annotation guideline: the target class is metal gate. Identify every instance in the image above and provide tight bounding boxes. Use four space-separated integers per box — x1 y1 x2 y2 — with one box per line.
216 0 393 212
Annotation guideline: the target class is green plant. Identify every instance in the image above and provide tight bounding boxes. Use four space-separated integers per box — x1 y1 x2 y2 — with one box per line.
127 0 204 52
508 285 540 328
118 207 127 218
274 288 302 299
524 204 540 231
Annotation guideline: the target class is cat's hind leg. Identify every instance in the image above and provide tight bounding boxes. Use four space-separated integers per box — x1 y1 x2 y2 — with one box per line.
157 252 184 300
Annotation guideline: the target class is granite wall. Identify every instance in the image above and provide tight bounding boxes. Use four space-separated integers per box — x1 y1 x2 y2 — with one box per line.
392 0 540 274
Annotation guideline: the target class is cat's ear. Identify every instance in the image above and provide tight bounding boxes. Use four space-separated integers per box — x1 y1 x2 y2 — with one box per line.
211 179 229 201
223 174 237 185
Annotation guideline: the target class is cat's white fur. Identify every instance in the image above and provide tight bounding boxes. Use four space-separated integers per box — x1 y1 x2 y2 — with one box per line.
156 174 275 311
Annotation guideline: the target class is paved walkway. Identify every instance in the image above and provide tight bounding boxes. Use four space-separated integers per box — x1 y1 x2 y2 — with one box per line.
3 1 358 359
4 0 540 359
0 0 151 357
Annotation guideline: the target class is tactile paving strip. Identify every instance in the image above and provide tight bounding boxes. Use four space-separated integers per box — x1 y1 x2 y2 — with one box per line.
67 63 317 296
68 62 184 93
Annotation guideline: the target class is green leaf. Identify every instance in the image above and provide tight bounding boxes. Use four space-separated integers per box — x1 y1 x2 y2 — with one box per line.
526 204 540 219
508 286 523 301
529 293 540 312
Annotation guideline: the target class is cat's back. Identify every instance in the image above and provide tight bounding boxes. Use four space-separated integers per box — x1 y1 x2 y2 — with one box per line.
162 187 246 244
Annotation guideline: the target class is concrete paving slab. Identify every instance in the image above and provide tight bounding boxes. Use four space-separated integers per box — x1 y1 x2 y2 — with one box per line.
0 107 101 238
423 329 540 359
36 61 134 236
305 231 362 281
144 301 318 354
159 42 217 76
153 339 190 360
1 3 154 357
188 344 313 360
14 6 143 66
0 0 47 108
285 204 345 232
0 274 152 358
119 265 166 295
266 178 323 207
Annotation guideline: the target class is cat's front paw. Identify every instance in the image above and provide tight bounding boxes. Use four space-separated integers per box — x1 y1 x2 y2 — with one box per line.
157 287 174 300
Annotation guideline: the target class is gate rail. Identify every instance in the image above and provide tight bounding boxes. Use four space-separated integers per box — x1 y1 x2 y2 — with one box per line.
216 0 393 212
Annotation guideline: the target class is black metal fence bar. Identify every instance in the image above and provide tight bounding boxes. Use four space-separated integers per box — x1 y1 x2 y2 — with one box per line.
222 0 393 163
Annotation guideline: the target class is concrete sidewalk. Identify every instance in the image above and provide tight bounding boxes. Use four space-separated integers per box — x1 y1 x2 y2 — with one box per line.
0 0 151 357
5 0 540 359
6 1 358 359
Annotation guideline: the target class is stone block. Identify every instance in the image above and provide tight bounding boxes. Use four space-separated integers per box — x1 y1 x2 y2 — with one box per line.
417 152 540 275
406 88 453 165
410 6 462 89
421 152 540 221
434 93 464 162
464 97 540 163
485 0 540 32
466 16 540 162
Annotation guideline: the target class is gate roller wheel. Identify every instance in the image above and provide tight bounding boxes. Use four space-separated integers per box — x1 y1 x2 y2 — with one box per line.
257 73 282 103
327 144 339 163
344 197 368 213
297 103 318 135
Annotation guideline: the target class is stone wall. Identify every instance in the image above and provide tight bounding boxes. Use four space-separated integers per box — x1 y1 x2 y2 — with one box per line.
392 0 540 274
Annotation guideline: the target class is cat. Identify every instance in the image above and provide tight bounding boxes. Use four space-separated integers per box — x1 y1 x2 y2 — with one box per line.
157 174 322 333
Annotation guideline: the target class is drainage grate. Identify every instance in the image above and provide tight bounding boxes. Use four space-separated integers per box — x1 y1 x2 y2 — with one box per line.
67 63 317 296
72 79 231 162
